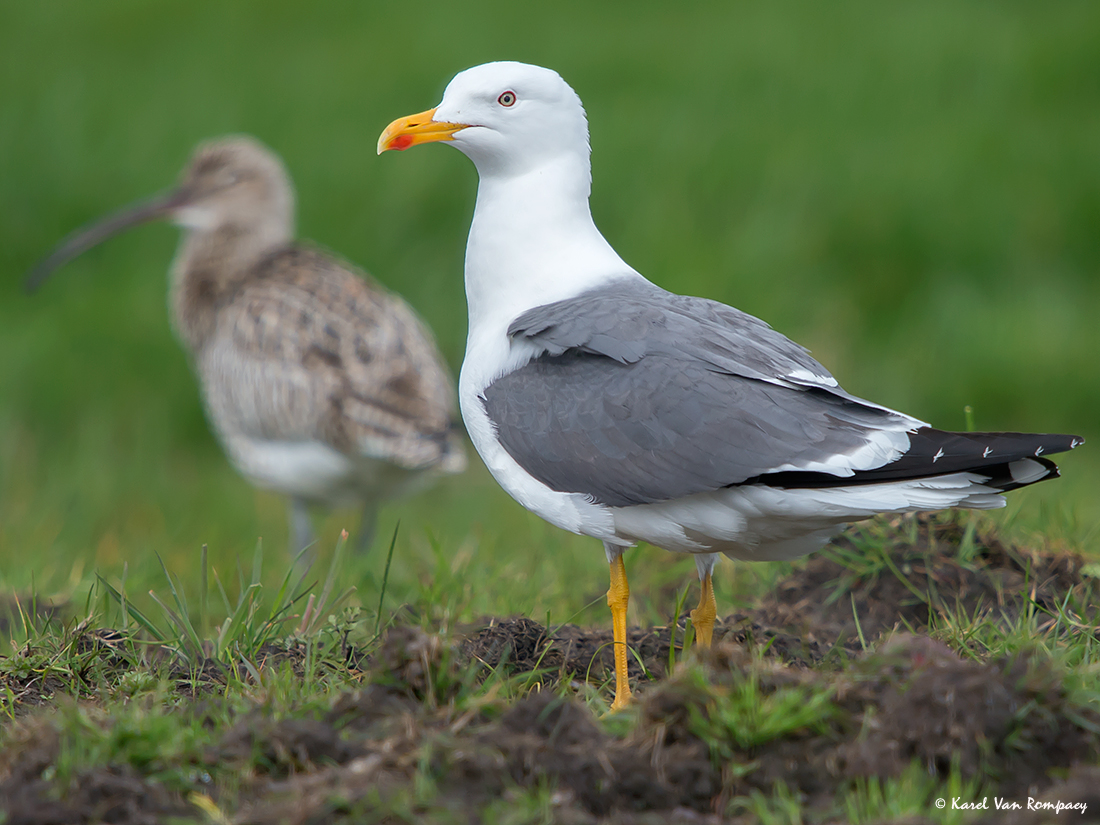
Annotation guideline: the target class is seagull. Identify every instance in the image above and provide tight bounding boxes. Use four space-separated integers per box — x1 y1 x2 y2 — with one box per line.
27 136 466 557
378 62 1083 710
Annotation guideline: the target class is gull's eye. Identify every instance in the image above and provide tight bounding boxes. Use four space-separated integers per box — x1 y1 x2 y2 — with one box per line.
497 91 517 107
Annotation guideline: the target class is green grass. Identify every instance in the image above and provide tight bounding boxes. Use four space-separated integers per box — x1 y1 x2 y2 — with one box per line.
1 2 1099 821
2 516 1099 821
2 1 1097 604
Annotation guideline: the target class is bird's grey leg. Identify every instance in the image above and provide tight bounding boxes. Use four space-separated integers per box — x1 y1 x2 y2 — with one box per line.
691 553 720 647
355 503 378 554
289 497 315 558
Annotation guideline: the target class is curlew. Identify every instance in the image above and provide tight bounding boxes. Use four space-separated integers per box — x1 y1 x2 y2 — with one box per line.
28 135 466 555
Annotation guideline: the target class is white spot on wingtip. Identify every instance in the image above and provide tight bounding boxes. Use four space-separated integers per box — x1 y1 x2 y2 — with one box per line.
1035 446 1044 456
787 368 838 387
982 446 992 458
933 448 944 463
1071 438 1081 449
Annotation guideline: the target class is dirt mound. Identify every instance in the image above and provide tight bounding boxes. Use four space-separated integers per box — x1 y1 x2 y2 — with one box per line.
3 514 1097 822
839 634 1096 795
973 766 1100 824
206 633 1100 823
458 514 1096 691
2 766 189 825
213 717 364 776
746 512 1095 652
461 615 686 686
3 629 1098 823
442 690 720 815
0 712 192 825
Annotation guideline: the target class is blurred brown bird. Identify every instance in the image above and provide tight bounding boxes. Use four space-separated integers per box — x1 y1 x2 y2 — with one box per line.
27 136 466 555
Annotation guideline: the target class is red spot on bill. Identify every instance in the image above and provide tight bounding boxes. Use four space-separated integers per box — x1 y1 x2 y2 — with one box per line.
390 134 414 151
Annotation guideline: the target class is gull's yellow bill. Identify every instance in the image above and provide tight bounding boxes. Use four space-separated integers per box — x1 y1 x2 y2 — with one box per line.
377 108 468 154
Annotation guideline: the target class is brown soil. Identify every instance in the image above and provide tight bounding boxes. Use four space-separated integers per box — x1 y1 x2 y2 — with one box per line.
103 630 1096 824
746 512 1094 653
0 670 69 716
2 764 190 825
2 514 1098 824
462 514 1097 691
973 766 1100 824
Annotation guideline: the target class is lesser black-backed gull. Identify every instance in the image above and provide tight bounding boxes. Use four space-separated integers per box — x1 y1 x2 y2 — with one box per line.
379 61 1083 710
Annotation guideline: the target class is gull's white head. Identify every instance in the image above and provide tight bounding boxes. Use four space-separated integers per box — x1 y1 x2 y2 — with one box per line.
379 62 637 325
379 61 590 178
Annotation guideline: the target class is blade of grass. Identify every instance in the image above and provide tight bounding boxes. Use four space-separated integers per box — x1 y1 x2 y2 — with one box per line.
200 544 208 640
154 553 205 657
669 583 690 673
851 593 868 651
375 522 399 639
212 566 233 616
251 538 264 589
314 529 348 621
96 575 166 642
120 562 128 634
214 579 262 659
13 593 31 643
877 544 930 605
147 590 203 661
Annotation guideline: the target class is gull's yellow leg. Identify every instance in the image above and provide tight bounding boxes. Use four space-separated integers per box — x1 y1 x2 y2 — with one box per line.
690 570 717 648
607 553 632 711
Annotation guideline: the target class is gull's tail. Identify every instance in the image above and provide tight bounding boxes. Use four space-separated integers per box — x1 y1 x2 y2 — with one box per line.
761 429 1084 493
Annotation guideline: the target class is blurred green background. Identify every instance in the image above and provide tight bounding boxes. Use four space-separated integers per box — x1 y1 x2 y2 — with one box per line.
1 1 1097 619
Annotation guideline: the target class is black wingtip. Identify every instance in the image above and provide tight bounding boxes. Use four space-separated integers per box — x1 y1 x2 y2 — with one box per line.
755 429 1083 493
1030 433 1085 458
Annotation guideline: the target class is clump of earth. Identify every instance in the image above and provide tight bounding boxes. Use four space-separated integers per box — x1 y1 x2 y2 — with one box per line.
2 513 1097 823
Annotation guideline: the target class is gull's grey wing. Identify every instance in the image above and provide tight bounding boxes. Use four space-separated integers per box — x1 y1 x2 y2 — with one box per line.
482 349 905 507
507 277 843 390
484 278 917 507
200 245 464 470
487 279 1082 507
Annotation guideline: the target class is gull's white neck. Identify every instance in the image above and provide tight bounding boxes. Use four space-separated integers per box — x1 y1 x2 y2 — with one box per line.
464 153 640 337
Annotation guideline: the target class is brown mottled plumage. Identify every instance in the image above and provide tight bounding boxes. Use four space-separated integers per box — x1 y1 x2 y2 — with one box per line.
27 136 466 553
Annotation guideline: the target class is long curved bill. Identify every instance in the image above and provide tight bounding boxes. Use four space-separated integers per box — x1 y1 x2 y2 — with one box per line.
377 107 468 154
25 188 190 293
